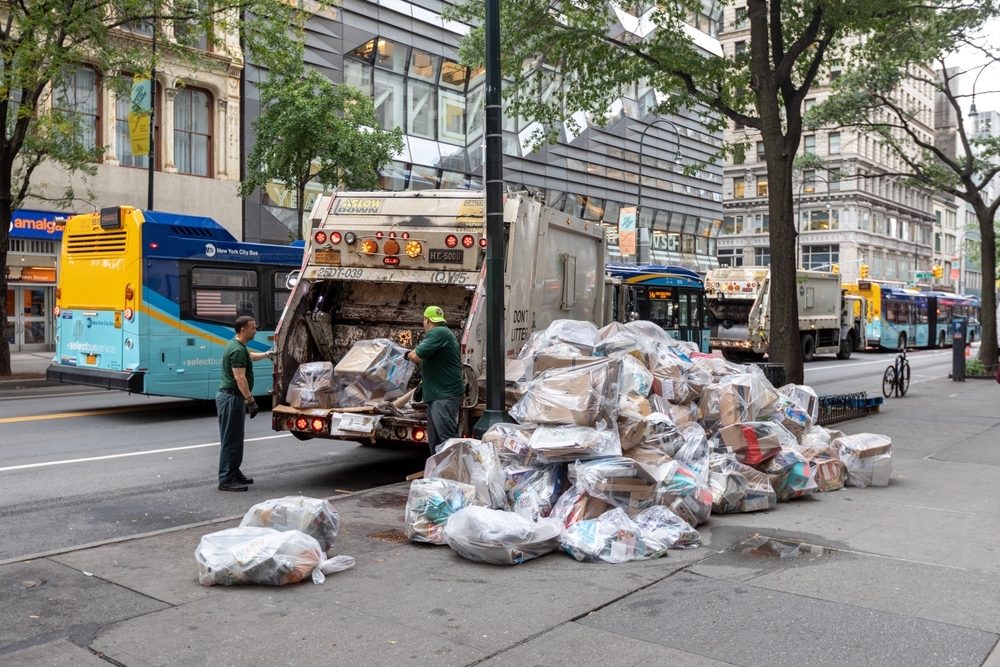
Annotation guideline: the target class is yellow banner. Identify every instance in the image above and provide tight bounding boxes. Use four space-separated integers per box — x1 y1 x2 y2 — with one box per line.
129 74 151 157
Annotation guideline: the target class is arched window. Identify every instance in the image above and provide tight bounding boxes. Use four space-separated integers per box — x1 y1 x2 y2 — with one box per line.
174 87 212 176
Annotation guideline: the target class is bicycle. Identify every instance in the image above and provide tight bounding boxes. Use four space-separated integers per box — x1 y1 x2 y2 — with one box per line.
882 346 910 398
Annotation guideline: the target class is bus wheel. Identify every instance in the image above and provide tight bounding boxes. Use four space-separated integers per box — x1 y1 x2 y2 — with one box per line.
801 333 816 362
938 331 947 349
837 333 854 360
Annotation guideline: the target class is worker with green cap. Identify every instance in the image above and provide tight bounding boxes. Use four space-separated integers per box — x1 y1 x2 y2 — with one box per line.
406 305 465 454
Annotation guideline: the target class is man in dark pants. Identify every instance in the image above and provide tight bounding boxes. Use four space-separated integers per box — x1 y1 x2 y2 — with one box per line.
406 306 465 455
217 315 272 491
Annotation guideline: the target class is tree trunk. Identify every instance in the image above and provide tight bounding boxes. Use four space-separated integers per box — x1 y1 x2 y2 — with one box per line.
0 169 12 377
296 182 307 241
976 207 998 366
764 150 805 384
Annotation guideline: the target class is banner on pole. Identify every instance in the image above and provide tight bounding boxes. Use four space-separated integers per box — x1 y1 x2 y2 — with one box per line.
129 74 152 157
619 206 637 256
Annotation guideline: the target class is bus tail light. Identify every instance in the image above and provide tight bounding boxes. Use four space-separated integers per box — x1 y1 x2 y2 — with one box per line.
361 239 378 255
56 288 61 299
125 284 134 300
462 235 475 248
445 235 458 248
124 307 134 321
405 240 422 258
330 232 342 244
314 231 327 244
54 305 61 317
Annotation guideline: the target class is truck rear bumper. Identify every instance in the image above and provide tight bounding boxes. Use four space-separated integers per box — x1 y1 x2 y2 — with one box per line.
272 404 431 445
46 364 144 392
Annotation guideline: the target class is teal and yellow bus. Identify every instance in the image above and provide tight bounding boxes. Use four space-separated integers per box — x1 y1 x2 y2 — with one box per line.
46 207 302 399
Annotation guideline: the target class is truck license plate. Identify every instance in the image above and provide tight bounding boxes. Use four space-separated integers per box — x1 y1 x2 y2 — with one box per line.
314 250 341 264
429 249 464 264
86 354 97 365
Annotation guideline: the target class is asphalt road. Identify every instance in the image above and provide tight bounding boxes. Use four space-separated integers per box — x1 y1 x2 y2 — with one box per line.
0 343 972 563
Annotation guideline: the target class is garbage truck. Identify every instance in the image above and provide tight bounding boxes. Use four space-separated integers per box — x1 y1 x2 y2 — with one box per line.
270 190 610 444
704 267 867 362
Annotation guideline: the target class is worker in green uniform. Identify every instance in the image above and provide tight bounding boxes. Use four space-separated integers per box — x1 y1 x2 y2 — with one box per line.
406 306 465 455
216 315 273 491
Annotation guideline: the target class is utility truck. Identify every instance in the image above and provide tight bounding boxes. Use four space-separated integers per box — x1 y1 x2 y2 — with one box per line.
270 190 609 444
704 268 867 362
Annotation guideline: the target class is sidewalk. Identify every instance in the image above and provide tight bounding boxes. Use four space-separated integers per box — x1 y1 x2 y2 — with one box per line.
0 351 54 389
3 375 999 667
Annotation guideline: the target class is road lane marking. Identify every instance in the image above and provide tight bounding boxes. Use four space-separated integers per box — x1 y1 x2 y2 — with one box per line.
0 403 183 423
806 350 952 372
0 433 292 473
0 390 108 402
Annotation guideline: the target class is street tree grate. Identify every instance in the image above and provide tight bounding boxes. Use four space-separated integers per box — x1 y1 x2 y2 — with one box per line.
370 529 408 543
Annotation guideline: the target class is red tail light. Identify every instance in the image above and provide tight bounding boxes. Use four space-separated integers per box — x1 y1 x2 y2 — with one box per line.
402 232 410 239
311 418 325 433
445 235 458 248
295 417 308 430
413 427 426 442
479 237 487 248
388 231 396 238
375 231 384 239
330 232 342 244
314 231 327 244
462 235 475 248
285 418 295 429
124 307 134 321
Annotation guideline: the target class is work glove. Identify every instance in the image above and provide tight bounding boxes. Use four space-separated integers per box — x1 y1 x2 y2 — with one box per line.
266 347 276 361
246 397 259 419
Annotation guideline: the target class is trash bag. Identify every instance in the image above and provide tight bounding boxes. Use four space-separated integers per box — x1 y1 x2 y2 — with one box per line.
195 527 355 586
285 362 338 408
544 319 602 356
659 463 713 526
509 358 621 428
619 354 654 397
778 384 820 430
404 478 482 545
443 507 564 565
642 412 686 456
833 433 893 488
633 505 701 549
649 350 711 404
482 422 537 465
758 447 818 501
691 356 744 380
504 463 568 521
571 457 661 515
709 421 797 467
652 397 701 427
559 507 665 563
709 451 777 512
527 424 622 464
708 469 749 514
549 484 614 528
674 422 710 484
623 320 676 347
332 338 415 406
240 496 340 551
424 438 508 509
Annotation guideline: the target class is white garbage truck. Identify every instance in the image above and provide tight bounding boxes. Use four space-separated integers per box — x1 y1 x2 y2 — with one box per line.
270 190 610 444
704 267 867 362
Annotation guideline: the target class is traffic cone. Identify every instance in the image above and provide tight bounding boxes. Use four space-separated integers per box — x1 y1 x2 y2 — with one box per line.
965 344 971 357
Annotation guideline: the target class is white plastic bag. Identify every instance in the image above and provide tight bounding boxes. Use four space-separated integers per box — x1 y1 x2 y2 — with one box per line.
443 506 563 564
559 507 665 563
404 478 482 544
633 505 701 549
527 424 622 464
240 496 340 551
285 362 337 408
195 527 355 586
424 438 508 509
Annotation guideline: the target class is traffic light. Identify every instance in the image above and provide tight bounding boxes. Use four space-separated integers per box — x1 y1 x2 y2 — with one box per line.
831 264 839 274
932 264 943 280
860 264 869 278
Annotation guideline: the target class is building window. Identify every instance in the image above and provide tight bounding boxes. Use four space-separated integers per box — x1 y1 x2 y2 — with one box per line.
934 232 942 252
756 176 768 197
754 247 770 266
935 210 942 226
115 78 150 168
802 244 839 270
829 167 841 191
754 213 769 233
174 0 211 51
722 215 743 235
829 132 841 154
830 67 841 83
805 98 816 112
860 210 871 231
735 41 746 56
804 134 816 155
718 248 743 266
54 65 100 155
735 7 748 29
733 177 745 198
756 141 766 162
803 209 838 231
803 170 816 193
174 86 211 176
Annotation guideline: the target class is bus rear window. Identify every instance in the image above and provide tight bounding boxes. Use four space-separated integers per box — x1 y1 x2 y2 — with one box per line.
191 267 259 324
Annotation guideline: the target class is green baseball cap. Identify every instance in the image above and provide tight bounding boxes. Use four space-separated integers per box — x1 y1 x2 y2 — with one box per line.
423 305 447 323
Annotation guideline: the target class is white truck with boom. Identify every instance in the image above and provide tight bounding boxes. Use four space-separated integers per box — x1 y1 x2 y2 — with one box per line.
270 190 611 444
705 267 867 362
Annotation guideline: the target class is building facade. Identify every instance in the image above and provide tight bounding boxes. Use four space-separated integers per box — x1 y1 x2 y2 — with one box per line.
5 22 244 352
240 0 725 272
716 11 935 284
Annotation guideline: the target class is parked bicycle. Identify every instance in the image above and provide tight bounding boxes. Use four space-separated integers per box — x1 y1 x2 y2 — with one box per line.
882 346 910 398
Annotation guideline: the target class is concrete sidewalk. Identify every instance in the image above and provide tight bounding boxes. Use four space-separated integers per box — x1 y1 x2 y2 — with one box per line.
0 351 55 389
3 375 999 667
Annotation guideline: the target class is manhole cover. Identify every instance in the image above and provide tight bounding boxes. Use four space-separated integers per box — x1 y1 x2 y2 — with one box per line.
370 529 408 543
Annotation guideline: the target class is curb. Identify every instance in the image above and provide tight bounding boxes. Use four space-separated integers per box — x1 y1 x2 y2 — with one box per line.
0 377 53 391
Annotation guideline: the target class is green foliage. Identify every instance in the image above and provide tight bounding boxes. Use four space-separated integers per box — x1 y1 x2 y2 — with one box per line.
965 358 987 375
240 47 404 238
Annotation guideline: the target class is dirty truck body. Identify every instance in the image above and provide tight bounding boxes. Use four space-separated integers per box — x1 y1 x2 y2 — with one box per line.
705 268 866 361
271 191 606 444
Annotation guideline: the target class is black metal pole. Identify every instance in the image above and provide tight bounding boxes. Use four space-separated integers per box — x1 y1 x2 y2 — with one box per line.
473 0 506 437
147 18 156 210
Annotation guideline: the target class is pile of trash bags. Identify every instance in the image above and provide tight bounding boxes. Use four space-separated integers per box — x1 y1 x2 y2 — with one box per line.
286 338 414 409
196 497 355 586
405 318 893 565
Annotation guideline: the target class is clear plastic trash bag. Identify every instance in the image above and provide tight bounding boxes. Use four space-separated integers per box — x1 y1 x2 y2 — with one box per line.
443 506 564 565
240 496 340 551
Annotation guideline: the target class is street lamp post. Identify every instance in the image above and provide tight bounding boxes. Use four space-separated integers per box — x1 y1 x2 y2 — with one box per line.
636 118 682 265
956 227 982 295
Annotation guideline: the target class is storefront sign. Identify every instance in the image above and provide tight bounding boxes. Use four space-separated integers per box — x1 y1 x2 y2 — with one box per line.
3 266 56 283
8 210 64 240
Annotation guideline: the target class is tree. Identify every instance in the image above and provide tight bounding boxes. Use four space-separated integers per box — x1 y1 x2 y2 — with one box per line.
813 12 1000 365
239 52 404 240
447 0 978 383
0 0 316 376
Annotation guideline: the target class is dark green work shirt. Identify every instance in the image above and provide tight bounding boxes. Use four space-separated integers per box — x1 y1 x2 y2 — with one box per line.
414 325 464 402
220 338 253 393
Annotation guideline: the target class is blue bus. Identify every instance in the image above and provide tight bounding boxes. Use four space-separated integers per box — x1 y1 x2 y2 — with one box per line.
877 288 980 350
46 207 303 399
605 263 710 352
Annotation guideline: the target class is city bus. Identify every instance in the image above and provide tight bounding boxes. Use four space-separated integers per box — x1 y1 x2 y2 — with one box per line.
46 207 303 399
605 263 710 352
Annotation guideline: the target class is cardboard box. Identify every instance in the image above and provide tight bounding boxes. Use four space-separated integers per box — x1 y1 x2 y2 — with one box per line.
531 355 606 378
813 459 846 492
718 423 783 466
833 433 892 458
335 339 395 378
617 411 646 451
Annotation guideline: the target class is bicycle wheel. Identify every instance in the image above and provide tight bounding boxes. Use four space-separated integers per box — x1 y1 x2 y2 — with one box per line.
882 366 896 398
899 361 910 396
